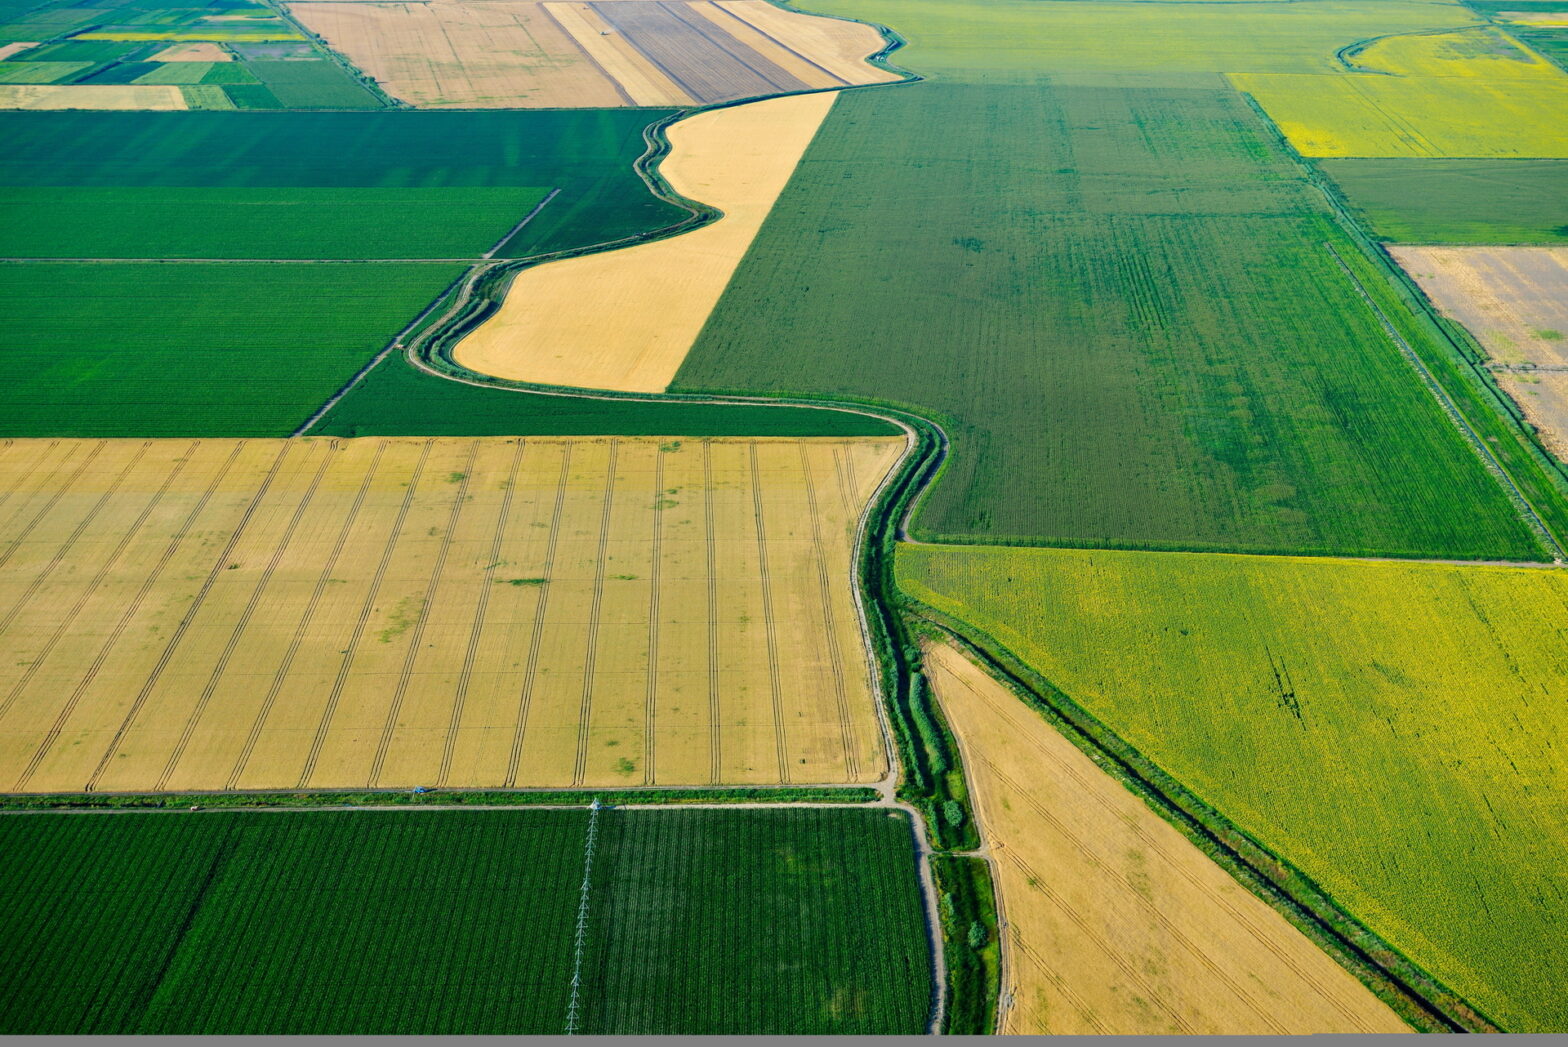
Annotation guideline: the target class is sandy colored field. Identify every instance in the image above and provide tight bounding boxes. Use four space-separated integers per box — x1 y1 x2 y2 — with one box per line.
456 91 833 392
1390 245 1568 459
922 640 1411 1035
0 43 38 61
150 42 233 62
0 435 901 793
1500 12 1568 27
0 84 187 109
286 0 893 107
715 0 899 84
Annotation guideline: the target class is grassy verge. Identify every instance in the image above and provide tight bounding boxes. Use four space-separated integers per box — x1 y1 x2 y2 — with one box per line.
930 854 1000 1034
0 786 880 811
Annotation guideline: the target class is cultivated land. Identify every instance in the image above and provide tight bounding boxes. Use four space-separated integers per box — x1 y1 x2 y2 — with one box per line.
1390 245 1568 456
0 807 932 1033
456 91 836 393
287 0 896 108
674 81 1546 559
922 641 1409 1035
0 436 901 792
0 0 381 110
1320 158 1568 244
899 543 1568 1032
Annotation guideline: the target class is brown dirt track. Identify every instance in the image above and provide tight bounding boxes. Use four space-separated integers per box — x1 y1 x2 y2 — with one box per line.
922 640 1412 1035
0 435 902 794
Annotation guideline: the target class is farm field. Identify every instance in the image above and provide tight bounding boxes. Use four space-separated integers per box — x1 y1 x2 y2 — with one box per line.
287 0 897 108
921 641 1409 1035
898 543 1568 1033
1389 245 1568 457
673 81 1546 559
0 806 932 1033
0 0 382 110
1320 158 1568 244
0 436 901 792
457 91 837 393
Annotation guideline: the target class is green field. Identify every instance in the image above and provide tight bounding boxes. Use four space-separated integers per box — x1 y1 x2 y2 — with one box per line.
1321 159 1568 243
314 352 900 438
0 262 462 437
0 807 932 1033
897 542 1568 1033
675 82 1544 559
247 59 381 109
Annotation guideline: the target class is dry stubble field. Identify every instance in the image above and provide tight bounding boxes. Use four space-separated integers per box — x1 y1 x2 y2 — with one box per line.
0 434 902 794
1391 245 1568 459
922 640 1410 1036
288 0 896 107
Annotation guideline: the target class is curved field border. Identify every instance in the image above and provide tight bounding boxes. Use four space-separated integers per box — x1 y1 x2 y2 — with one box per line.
289 7 1533 1035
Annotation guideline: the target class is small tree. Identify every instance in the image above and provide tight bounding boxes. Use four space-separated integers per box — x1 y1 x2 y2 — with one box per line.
967 920 988 950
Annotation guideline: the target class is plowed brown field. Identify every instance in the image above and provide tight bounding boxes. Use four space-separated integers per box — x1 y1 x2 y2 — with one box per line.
922 640 1411 1035
0 435 903 793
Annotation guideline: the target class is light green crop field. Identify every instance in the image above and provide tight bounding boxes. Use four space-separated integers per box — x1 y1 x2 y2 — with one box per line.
897 542 1568 1033
1321 158 1568 243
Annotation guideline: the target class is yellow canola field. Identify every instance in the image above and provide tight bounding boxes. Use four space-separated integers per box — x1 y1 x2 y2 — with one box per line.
0 84 187 109
0 435 903 793
455 91 836 392
1352 26 1560 79
923 641 1410 1035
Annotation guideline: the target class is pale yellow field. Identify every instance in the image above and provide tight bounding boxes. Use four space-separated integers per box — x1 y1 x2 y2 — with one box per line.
922 640 1411 1035
1390 245 1568 459
1353 26 1560 80
714 0 900 84
456 91 835 392
286 0 894 108
0 436 902 793
0 84 187 109
0 43 38 61
1499 12 1568 27
150 42 233 62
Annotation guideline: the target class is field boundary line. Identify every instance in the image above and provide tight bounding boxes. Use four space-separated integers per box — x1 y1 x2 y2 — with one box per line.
507 444 573 788
484 188 561 259
82 442 297 793
750 443 790 784
7 443 246 791
439 439 527 787
154 441 337 792
296 439 434 789
573 441 619 787
369 439 479 787
1324 241 1566 562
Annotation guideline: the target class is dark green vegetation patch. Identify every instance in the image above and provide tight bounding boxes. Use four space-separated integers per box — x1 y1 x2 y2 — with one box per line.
675 83 1546 559
245 59 381 109
316 353 900 438
1320 158 1568 244
0 807 932 1034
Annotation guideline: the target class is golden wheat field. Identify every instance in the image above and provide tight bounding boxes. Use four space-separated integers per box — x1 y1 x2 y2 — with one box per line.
922 641 1410 1035
0 435 903 794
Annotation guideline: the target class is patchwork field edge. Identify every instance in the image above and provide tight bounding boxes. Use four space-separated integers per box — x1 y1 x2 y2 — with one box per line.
895 591 1494 1034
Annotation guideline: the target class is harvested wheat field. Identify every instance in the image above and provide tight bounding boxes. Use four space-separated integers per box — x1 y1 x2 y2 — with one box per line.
922 640 1411 1035
286 0 895 107
1391 245 1568 459
456 91 834 392
0 435 903 794
150 42 233 62
0 84 187 110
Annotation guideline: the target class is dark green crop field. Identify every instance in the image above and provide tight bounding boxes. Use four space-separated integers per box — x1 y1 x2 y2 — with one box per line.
314 352 900 438
0 262 462 437
0 807 931 1034
1320 159 1568 244
0 109 685 259
675 82 1545 559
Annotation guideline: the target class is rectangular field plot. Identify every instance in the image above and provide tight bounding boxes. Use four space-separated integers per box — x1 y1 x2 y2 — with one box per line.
899 542 1568 1033
1320 158 1568 245
285 0 897 109
0 806 932 1033
0 435 902 792
922 641 1408 1035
